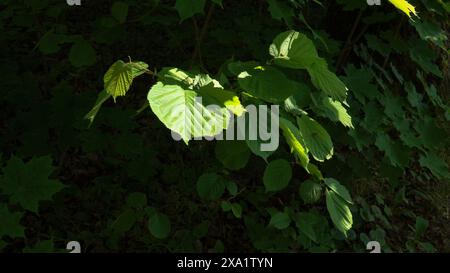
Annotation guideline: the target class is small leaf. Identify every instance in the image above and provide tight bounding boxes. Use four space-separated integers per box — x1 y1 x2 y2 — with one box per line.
231 203 243 218
419 152 450 179
0 205 24 238
84 90 111 125
148 212 171 239
266 0 294 24
295 212 318 242
111 1 129 23
111 209 137 234
0 156 65 213
104 60 133 100
299 180 322 204
263 159 292 192
69 39 97 67
196 173 225 200
175 0 206 21
126 192 147 208
215 141 250 171
269 212 291 230
415 216 428 237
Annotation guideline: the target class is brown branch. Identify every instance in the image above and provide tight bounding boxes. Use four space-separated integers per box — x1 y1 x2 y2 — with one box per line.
382 17 404 70
190 4 215 69
336 9 364 72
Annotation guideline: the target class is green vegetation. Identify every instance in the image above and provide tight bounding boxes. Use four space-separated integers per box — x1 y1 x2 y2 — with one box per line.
0 0 448 253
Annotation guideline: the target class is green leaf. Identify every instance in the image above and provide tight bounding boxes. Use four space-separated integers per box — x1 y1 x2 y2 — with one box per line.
197 83 245 116
246 138 274 162
415 216 428 237
324 178 352 204
263 159 292 192
68 39 97 67
419 152 450 179
211 0 223 7
0 156 65 213
266 0 294 24
269 30 319 69
279 118 309 169
148 82 231 144
269 212 291 230
388 0 417 18
342 65 379 104
312 95 353 128
104 60 133 99
307 58 348 102
325 189 353 236
196 173 225 200
158 67 195 87
237 66 297 103
111 1 129 23
297 115 333 162
215 140 250 170
375 134 410 168
0 205 24 238
148 212 171 239
126 192 147 208
38 32 61 54
103 60 148 100
111 209 137 234
409 41 442 78
221 201 232 212
175 0 206 21
84 90 111 125
298 180 322 204
225 181 238 196
231 203 243 218
412 20 447 50
295 212 318 242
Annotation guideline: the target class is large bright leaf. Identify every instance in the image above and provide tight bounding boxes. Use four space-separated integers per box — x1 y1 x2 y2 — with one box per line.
269 30 319 69
148 82 231 144
326 189 353 236
104 60 148 100
388 0 417 18
297 115 333 162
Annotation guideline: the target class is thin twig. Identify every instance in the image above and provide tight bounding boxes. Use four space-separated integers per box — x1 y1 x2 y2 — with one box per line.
382 17 404 70
336 8 364 72
190 4 215 69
